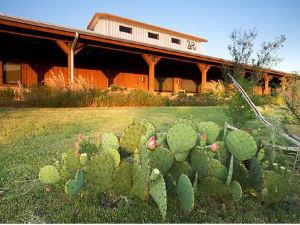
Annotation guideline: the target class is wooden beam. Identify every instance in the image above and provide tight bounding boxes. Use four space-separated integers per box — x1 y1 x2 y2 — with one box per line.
142 54 161 92
197 63 211 92
75 43 85 55
56 40 70 55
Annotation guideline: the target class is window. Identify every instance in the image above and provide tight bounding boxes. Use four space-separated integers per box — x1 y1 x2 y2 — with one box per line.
148 32 159 40
171 38 181 44
3 62 21 84
119 25 132 34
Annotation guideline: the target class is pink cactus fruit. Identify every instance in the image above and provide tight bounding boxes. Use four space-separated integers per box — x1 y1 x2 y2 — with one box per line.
147 136 157 151
210 142 219 153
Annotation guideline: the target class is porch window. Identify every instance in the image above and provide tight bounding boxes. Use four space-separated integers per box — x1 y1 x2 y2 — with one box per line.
3 62 21 84
119 25 132 34
148 32 159 40
171 38 181 44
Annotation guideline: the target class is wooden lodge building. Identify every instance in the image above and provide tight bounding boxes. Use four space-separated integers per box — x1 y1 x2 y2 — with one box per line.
0 13 290 95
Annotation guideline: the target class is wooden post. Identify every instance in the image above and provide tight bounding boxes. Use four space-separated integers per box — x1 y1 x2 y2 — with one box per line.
142 54 161 92
263 73 272 95
197 63 211 92
280 76 287 92
55 40 84 84
173 78 181 93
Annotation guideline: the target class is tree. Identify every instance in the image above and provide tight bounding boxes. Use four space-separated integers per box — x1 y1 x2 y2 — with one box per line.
223 28 286 128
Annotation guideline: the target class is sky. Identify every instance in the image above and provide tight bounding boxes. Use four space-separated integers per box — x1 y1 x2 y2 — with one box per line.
0 0 299 73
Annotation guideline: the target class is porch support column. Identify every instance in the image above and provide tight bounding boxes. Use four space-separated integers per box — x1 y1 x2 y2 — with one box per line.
280 76 288 92
142 54 161 92
197 63 211 92
55 40 84 84
263 73 272 95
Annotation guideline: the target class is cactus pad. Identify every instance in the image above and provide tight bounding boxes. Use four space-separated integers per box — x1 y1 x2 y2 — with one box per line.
103 148 120 168
83 154 115 194
230 180 242 201
173 118 197 131
232 160 249 188
112 160 134 195
208 159 228 182
167 123 197 155
100 133 119 152
64 169 84 196
261 170 290 203
197 122 220 144
190 147 209 178
120 123 147 153
225 130 257 161
149 169 167 220
198 176 231 197
39 165 61 184
131 163 149 200
249 157 263 191
149 146 174 175
169 161 192 182
177 174 194 212
62 149 81 174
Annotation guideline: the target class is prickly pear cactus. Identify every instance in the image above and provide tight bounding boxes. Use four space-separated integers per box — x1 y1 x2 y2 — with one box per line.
79 153 88 166
225 130 257 161
103 148 120 168
79 139 98 156
39 165 61 184
208 159 228 182
197 122 220 144
100 133 119 152
83 153 115 194
64 169 84 196
149 146 174 175
149 169 167 220
230 180 242 201
198 176 231 197
156 132 167 146
62 149 81 174
169 161 192 182
131 163 149 200
261 170 290 203
164 173 177 197
215 141 230 166
190 147 209 178
249 157 263 191
173 118 198 131
112 160 134 195
232 160 250 188
120 123 146 153
167 123 197 161
177 174 194 212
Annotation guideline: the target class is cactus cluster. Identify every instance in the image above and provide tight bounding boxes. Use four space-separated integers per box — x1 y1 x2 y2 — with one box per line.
39 118 292 220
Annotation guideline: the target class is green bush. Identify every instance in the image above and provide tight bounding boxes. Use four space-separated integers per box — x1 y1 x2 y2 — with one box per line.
96 89 167 107
0 88 18 106
23 86 98 107
169 93 220 106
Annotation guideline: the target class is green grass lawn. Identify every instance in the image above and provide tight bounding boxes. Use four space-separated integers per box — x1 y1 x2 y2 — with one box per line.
0 106 299 223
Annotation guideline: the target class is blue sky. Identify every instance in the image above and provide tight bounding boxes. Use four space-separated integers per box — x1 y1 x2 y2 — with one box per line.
0 0 299 72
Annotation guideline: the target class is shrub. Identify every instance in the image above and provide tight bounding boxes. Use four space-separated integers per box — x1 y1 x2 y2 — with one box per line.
0 88 18 106
96 89 168 107
23 86 98 107
169 93 220 106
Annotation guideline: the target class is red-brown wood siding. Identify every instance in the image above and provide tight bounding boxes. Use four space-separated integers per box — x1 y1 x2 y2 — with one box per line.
0 60 3 86
113 72 148 90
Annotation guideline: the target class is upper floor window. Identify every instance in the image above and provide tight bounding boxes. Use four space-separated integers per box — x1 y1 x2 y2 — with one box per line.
3 62 21 84
148 32 159 40
119 25 132 34
171 38 181 45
